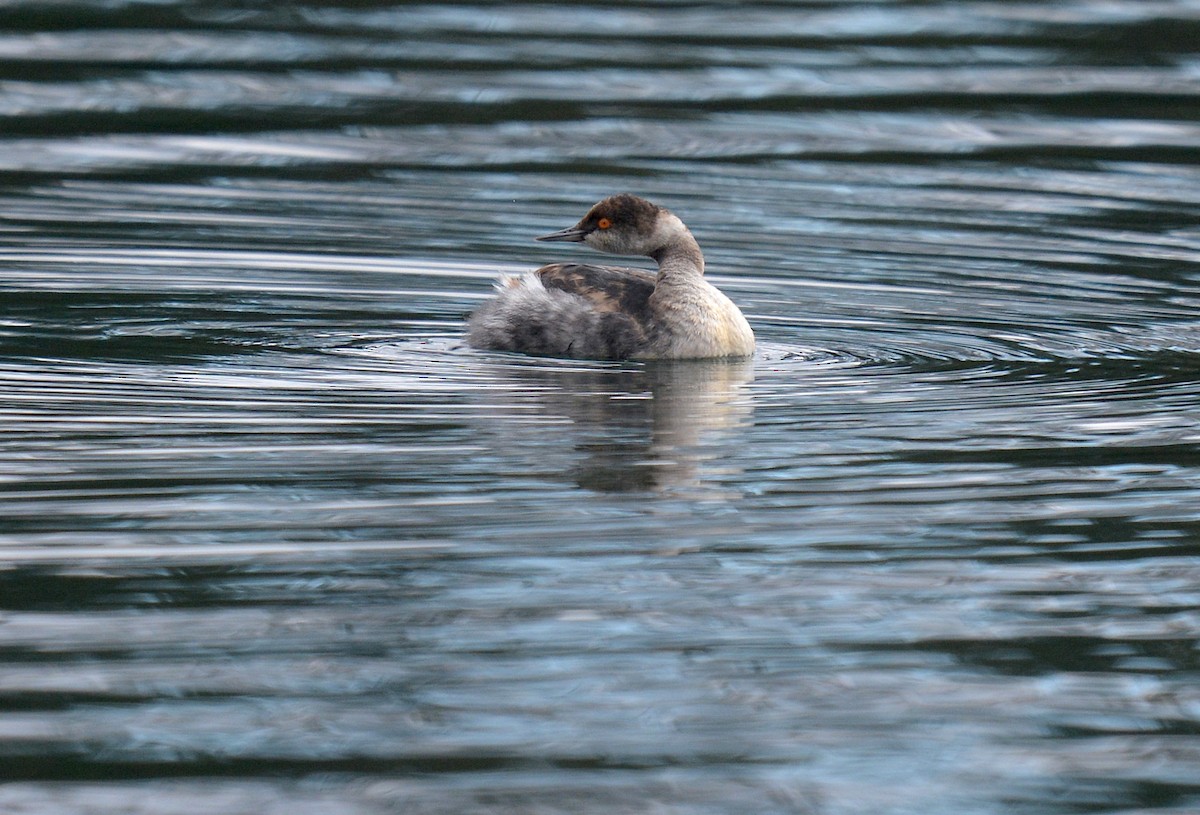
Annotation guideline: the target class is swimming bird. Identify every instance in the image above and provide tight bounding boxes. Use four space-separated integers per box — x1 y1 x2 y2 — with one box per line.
467 194 755 360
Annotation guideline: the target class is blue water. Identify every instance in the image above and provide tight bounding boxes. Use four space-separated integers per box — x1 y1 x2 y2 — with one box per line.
2 2 1199 813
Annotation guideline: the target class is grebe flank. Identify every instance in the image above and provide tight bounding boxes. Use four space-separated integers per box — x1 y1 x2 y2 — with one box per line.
467 194 755 360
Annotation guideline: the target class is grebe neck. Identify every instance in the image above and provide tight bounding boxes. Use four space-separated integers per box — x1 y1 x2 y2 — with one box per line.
650 232 705 283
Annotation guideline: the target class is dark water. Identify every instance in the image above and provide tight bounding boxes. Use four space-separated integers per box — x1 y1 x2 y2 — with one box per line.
3 2 1200 813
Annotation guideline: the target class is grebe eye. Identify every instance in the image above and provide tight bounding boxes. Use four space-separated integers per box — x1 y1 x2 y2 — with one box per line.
596 217 612 230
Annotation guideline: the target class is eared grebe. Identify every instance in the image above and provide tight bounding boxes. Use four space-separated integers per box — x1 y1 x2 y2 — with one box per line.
467 194 755 360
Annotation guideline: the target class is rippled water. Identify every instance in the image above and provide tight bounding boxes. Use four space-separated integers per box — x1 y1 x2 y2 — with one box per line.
2 2 1200 813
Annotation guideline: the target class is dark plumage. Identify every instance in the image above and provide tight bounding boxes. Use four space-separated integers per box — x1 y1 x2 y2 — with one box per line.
537 263 657 324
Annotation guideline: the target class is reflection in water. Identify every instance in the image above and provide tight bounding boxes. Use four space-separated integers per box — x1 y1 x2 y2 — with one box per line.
479 357 755 495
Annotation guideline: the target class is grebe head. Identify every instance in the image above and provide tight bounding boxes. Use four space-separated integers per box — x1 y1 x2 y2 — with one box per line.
536 194 689 257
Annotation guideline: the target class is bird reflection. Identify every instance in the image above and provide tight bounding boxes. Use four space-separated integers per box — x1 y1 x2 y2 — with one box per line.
481 357 754 495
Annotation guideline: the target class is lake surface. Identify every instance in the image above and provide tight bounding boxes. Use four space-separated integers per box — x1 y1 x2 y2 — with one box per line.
2 1 1200 813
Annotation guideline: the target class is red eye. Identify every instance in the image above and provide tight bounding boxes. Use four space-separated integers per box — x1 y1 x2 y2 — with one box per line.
597 217 612 230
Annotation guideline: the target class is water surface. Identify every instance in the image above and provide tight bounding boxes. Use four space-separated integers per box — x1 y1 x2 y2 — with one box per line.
2 2 1200 813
